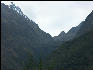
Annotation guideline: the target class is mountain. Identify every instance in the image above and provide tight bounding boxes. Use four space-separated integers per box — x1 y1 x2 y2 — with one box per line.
1 3 57 70
1 2 93 70
53 31 66 41
45 29 93 70
76 10 93 37
53 21 82 42
44 10 93 70
54 11 93 42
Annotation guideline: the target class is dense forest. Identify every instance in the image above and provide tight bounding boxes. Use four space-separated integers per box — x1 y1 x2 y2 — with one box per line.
1 2 93 70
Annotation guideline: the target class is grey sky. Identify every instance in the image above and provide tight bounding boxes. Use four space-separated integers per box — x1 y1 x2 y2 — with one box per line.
1 1 93 37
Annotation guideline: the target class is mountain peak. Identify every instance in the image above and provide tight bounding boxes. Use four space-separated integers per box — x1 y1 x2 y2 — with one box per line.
58 31 65 36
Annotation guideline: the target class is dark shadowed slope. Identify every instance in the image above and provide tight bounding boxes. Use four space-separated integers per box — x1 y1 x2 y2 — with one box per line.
1 3 57 70
44 10 93 70
46 29 93 70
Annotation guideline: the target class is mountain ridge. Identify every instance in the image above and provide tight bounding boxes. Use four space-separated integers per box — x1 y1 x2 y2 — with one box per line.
53 10 93 42
44 10 93 70
1 3 57 70
1 3 93 70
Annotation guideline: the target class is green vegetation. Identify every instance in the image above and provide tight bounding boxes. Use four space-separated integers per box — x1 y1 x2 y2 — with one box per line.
24 57 36 70
1 2 93 70
45 29 93 70
38 57 43 70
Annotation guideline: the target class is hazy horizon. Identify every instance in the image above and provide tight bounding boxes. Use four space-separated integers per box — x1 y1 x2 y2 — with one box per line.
1 1 93 37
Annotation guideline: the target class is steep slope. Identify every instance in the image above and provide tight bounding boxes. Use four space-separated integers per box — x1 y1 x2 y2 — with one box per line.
1 3 56 70
1 3 37 70
44 10 93 70
45 28 93 70
76 10 93 37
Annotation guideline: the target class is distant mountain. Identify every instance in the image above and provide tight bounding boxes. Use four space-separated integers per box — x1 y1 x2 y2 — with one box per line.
53 31 66 41
54 11 93 42
1 3 57 70
53 21 82 42
44 10 93 70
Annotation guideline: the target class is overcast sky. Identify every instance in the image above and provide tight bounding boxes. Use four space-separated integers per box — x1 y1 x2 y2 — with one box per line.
1 1 93 37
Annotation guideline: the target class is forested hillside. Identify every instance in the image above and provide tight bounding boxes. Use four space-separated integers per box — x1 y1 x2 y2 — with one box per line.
1 2 93 70
44 11 93 70
1 3 57 70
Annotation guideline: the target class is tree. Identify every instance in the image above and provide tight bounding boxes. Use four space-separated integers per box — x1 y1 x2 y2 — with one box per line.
9 2 24 16
9 2 16 10
38 56 43 70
